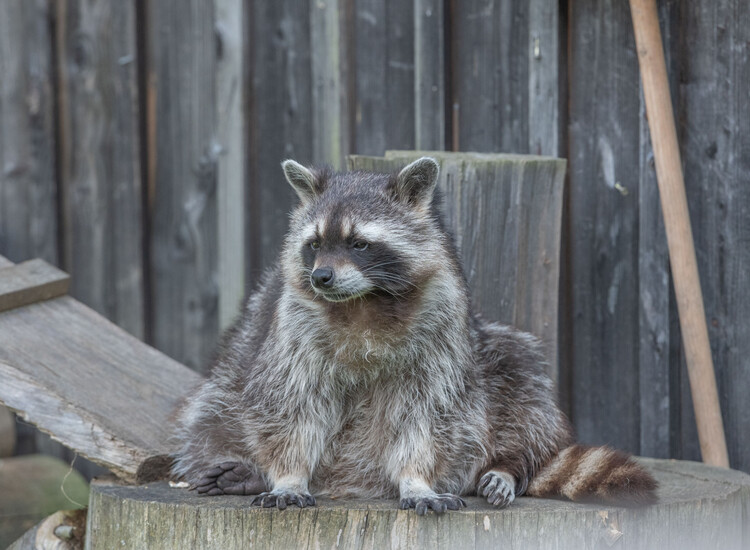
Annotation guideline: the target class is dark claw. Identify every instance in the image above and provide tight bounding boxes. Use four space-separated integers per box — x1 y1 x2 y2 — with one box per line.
251 491 315 510
400 494 466 515
477 475 491 491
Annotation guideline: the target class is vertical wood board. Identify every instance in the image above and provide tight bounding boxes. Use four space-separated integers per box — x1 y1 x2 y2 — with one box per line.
565 0 642 452
0 0 58 265
56 0 145 339
246 0 313 286
215 0 247 329
147 0 220 372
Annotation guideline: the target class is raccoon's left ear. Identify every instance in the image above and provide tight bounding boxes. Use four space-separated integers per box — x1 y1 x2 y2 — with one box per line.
282 160 320 204
393 157 439 208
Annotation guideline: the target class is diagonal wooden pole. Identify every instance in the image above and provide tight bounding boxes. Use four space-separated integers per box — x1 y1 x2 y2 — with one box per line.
629 0 729 467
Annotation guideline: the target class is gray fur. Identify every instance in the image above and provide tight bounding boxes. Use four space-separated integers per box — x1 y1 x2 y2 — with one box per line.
172 159 656 513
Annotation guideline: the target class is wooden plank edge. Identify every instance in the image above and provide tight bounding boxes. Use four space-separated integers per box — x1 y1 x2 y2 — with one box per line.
0 259 70 313
0 360 171 484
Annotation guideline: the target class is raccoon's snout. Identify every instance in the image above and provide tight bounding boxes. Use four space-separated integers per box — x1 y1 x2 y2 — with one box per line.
311 267 335 289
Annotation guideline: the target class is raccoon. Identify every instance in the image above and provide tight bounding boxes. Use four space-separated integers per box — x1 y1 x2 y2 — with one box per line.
171 157 657 514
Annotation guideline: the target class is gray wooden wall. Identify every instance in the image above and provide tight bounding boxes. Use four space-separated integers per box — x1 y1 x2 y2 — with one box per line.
1 0 748 474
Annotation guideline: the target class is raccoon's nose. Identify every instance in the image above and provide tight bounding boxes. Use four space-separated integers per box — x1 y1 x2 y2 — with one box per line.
311 267 335 288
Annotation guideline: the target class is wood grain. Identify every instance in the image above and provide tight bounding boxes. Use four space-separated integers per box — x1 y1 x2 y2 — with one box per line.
414 0 445 151
0 259 69 313
353 0 415 156
215 0 247 330
246 0 312 286
0 294 201 482
86 458 750 550
349 151 565 378
310 0 350 168
146 0 219 372
0 0 58 266
565 0 642 453
56 0 145 340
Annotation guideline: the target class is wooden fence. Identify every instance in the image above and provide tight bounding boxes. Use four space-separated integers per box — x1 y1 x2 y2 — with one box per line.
1 0 749 475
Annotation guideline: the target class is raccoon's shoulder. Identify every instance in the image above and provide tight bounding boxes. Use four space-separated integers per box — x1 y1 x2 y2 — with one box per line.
207 264 284 377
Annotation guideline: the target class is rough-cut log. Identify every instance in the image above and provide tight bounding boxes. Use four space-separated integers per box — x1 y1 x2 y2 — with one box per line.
0 258 202 483
86 458 749 550
0 259 69 313
0 455 88 548
348 151 566 379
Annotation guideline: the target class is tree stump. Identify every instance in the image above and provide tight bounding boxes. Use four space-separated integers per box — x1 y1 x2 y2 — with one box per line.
86 458 749 550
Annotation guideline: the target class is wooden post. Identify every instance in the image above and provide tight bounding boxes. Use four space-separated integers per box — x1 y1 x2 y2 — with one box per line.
629 0 729 467
85 458 750 550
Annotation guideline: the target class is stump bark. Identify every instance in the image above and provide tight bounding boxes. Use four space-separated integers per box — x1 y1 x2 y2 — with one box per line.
86 458 749 550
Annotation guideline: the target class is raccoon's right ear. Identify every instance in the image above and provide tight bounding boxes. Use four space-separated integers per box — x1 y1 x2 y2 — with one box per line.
392 156 440 209
282 160 320 203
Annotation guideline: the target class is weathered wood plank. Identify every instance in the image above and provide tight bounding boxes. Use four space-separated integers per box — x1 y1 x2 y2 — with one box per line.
673 0 750 471
310 0 350 168
246 0 313 285
414 0 445 151
349 152 565 376
565 0 642 452
451 0 529 153
0 0 58 265
215 0 247 330
0 292 201 482
353 0 414 155
147 0 219 371
56 0 145 340
0 259 69 313
85 459 750 550
528 0 561 156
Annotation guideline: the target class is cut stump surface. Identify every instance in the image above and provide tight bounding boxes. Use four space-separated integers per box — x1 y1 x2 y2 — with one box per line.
86 458 749 550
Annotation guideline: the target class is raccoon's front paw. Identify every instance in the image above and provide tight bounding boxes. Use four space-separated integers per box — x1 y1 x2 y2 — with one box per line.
193 462 266 496
251 489 316 510
399 494 467 515
478 471 515 508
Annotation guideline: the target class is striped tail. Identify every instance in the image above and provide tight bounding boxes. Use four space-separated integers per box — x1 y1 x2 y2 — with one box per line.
527 445 658 506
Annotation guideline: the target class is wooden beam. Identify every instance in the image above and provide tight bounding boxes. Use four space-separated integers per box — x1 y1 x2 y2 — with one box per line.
0 259 69 313
0 291 201 483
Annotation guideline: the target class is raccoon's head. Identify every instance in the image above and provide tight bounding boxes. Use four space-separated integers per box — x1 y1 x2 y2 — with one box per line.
280 157 448 305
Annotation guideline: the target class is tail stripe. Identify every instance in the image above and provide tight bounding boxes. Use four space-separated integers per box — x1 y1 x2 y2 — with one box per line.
528 444 658 506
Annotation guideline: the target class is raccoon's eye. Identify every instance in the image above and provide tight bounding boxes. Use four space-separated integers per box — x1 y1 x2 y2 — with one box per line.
352 240 369 251
310 241 321 251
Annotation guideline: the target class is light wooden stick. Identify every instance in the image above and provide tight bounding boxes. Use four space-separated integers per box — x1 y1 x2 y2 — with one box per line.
629 0 729 467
